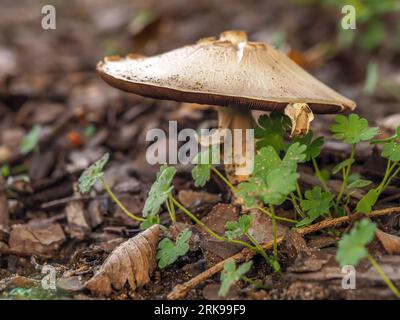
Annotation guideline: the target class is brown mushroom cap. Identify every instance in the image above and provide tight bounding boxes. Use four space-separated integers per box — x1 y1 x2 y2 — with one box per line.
97 31 356 113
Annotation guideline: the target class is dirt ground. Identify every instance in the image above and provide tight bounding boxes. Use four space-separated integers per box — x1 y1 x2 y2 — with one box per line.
1 0 400 300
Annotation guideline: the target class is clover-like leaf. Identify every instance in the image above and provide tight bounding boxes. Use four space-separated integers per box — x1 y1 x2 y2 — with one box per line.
255 112 290 152
253 146 282 178
355 189 378 214
292 131 324 161
191 145 219 187
330 114 378 144
297 186 333 227
78 153 110 194
224 215 253 240
262 166 298 205
20 125 41 155
156 229 192 268
218 259 253 297
336 219 376 267
143 165 177 217
236 177 264 208
282 142 307 169
382 141 400 162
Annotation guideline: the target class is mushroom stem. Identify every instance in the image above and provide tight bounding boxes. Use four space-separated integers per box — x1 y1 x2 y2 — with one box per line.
216 107 255 184
284 103 314 137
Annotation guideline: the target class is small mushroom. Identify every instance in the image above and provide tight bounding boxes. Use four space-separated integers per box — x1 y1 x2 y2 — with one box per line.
97 30 355 181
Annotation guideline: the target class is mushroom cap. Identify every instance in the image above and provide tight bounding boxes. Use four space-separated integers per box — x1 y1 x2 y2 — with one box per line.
97 31 356 113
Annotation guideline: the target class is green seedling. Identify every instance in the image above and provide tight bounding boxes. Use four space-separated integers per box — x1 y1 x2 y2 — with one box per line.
78 153 144 223
330 114 379 205
20 125 41 155
336 219 400 298
297 186 334 227
225 215 280 272
218 259 253 297
156 229 192 268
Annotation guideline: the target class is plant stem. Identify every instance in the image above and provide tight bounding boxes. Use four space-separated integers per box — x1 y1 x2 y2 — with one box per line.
290 193 305 218
377 161 399 196
171 197 255 251
256 206 298 224
211 166 238 193
269 204 278 258
296 182 303 201
245 231 272 265
367 254 400 299
312 157 330 192
99 177 145 222
336 144 356 205
166 193 176 224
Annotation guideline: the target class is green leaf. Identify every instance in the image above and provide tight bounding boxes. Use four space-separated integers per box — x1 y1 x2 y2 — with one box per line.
143 165 177 217
336 219 376 267
156 229 192 268
218 260 253 297
20 125 41 155
332 158 355 175
355 189 379 214
263 166 298 205
191 145 219 187
382 141 400 161
255 112 290 152
363 61 379 95
224 215 253 240
297 187 333 227
78 153 110 194
253 146 282 178
347 179 372 189
282 142 307 169
292 131 324 161
236 178 263 208
140 213 160 230
330 114 378 144
1 164 10 178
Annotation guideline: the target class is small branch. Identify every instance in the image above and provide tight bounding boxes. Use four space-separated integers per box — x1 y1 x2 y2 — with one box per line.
167 206 400 300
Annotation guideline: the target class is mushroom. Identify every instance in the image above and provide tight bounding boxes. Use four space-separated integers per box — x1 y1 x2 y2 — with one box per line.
97 30 356 182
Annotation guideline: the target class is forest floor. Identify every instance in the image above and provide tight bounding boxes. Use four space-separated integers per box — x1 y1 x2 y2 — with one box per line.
0 0 400 300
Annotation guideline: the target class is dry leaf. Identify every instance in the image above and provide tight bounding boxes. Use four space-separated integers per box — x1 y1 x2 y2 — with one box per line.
376 229 400 255
85 224 160 295
9 222 66 255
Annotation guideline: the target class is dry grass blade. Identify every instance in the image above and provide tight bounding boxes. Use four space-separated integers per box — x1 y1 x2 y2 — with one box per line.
86 224 160 296
167 207 400 300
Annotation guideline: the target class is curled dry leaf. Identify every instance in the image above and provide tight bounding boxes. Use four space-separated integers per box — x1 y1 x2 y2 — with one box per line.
376 228 400 255
85 224 160 296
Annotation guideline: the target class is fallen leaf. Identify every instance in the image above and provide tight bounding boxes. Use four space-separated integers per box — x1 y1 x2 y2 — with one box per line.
376 228 400 255
9 222 66 255
177 190 221 208
85 224 160 296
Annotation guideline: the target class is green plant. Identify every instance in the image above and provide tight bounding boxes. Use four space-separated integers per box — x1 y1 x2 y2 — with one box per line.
20 125 41 155
297 186 334 227
156 229 192 268
218 259 253 297
330 114 379 206
78 153 145 223
336 219 400 298
225 215 280 272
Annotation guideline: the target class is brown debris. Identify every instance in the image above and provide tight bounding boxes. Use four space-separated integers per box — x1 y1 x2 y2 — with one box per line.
8 222 66 255
376 228 400 255
177 190 221 208
85 224 160 296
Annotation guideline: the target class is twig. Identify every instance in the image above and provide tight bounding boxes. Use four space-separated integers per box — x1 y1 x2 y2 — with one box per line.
167 206 400 300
